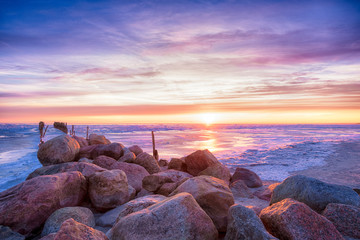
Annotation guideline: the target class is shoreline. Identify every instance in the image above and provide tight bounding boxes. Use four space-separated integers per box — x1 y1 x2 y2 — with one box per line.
290 140 360 189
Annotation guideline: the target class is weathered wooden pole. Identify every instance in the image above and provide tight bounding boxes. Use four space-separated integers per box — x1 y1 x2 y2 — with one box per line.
152 131 159 161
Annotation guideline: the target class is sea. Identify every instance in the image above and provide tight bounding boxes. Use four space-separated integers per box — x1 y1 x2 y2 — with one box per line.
0 124 359 192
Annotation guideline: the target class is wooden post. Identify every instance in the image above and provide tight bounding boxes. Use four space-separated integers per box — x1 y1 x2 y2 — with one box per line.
152 131 159 161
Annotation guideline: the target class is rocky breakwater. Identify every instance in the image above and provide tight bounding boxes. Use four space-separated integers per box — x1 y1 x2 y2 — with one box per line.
0 132 359 240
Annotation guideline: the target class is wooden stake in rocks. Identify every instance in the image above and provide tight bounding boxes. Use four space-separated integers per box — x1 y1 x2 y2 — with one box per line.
152 131 159 161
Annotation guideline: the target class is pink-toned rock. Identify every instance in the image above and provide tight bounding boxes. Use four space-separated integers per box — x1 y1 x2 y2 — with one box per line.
260 198 344 240
168 158 187 172
170 175 234 232
89 134 111 145
184 149 219 176
90 143 125 160
322 203 360 239
142 170 192 192
108 193 218 240
79 145 99 159
78 157 93 163
230 180 254 199
37 135 80 166
128 145 143 156
132 152 161 174
118 151 136 162
231 167 263 188
254 188 272 201
93 155 149 192
88 170 129 211
48 218 108 240
158 159 168 167
27 162 105 180
0 171 87 236
72 135 89 148
199 163 231 183
97 195 167 227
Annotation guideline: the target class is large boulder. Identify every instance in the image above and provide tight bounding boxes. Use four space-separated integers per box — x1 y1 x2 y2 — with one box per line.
93 155 149 192
89 134 111 145
128 145 143 156
26 162 105 180
170 175 234 232
132 152 161 174
97 195 166 227
0 171 87 236
43 218 108 240
142 170 192 192
107 193 218 240
90 143 125 160
270 175 360 212
199 163 231 183
184 149 219 176
322 203 360 239
231 167 263 188
88 170 129 211
225 204 276 240
37 134 80 166
168 158 187 172
0 225 25 240
260 198 344 240
41 207 95 237
72 135 89 148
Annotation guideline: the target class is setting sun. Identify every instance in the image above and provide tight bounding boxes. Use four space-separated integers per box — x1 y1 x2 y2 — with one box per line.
199 113 218 126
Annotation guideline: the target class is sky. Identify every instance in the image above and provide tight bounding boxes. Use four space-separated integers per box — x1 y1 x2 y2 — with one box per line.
1 0 360 124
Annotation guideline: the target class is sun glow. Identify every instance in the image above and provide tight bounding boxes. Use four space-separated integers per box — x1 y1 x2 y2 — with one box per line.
199 113 218 126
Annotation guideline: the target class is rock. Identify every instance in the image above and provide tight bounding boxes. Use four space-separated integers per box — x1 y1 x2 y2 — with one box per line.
41 207 95 236
142 170 192 192
89 170 129 210
199 163 231 183
37 134 80 166
254 188 272 201
72 135 89 148
0 225 25 240
230 180 254 199
89 134 111 145
170 175 234 232
0 171 87 236
128 145 143 156
136 188 152 198
246 206 262 216
118 151 135 162
158 159 168 167
79 145 99 159
231 167 263 188
157 182 180 196
133 152 161 174
93 155 149 192
184 149 219 176
128 185 136 200
39 233 56 240
48 218 108 240
270 175 360 212
322 203 360 239
97 195 166 227
168 158 187 172
225 204 276 240
26 162 105 180
90 143 125 160
78 157 93 163
107 193 218 240
260 198 344 240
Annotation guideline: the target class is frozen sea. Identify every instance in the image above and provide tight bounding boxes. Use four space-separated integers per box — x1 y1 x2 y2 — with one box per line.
0 124 359 192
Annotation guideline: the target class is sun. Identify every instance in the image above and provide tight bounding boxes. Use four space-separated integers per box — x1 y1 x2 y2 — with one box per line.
199 113 218 126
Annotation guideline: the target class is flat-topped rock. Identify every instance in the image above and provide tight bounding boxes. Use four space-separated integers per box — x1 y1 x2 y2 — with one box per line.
270 175 360 212
89 134 111 145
